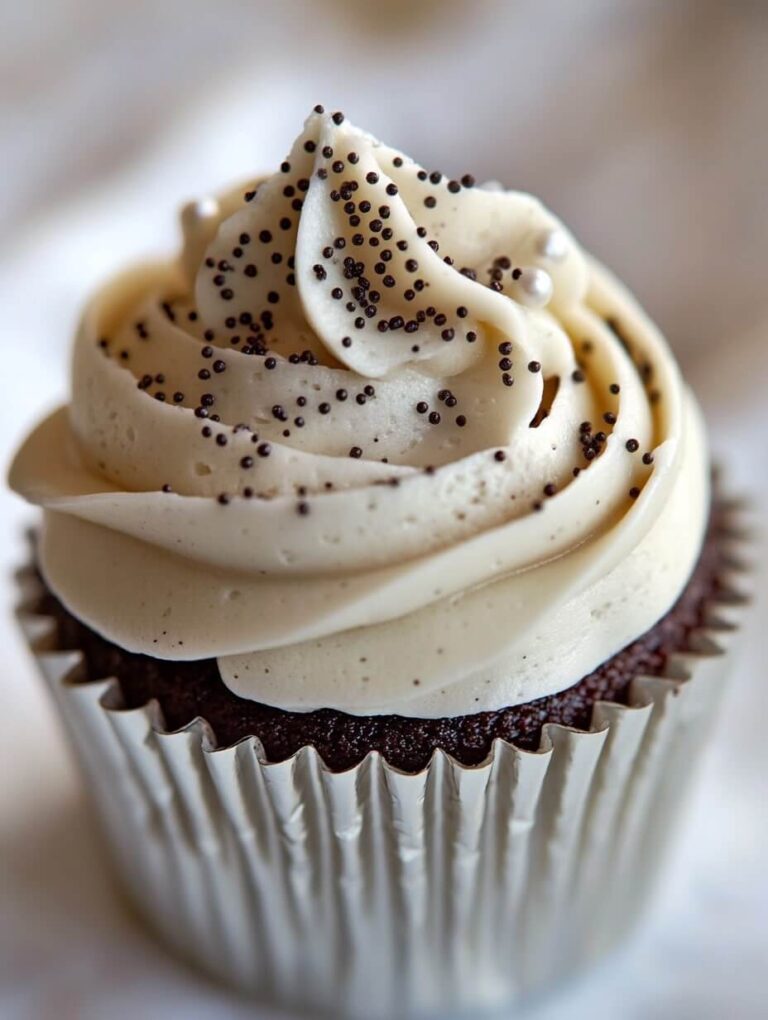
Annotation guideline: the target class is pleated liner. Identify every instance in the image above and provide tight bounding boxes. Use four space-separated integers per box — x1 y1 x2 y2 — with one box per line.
16 509 750 1019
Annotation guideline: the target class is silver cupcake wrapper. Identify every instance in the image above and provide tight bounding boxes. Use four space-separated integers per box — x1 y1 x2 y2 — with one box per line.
16 509 750 1018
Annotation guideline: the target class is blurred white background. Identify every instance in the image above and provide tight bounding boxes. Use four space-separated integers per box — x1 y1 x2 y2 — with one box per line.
1 1 766 1017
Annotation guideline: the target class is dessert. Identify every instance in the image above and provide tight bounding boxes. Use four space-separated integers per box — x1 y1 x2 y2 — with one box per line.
10 107 747 1017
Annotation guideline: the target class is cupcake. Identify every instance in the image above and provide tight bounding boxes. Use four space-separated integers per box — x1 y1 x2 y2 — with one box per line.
10 107 748 1018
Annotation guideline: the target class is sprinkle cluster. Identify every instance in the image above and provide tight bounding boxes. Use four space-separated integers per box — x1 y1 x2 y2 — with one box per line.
96 107 662 513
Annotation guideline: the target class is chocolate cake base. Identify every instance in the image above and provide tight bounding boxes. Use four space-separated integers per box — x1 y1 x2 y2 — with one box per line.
37 507 731 774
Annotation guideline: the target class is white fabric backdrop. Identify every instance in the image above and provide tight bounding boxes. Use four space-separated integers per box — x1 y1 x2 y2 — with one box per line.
1 2 766 1016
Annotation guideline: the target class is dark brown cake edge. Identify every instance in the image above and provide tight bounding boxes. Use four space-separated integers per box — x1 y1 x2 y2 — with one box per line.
23 501 748 774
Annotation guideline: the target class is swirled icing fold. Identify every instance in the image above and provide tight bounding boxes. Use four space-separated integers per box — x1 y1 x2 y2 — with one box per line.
10 109 708 716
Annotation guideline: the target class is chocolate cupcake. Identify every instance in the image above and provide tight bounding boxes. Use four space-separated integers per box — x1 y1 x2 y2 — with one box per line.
10 108 749 1018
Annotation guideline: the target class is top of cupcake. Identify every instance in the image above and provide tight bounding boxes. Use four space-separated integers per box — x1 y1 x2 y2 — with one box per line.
10 108 709 717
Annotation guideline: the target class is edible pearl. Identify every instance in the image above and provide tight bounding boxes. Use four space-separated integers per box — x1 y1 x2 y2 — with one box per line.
536 228 568 262
479 179 505 192
184 196 219 224
180 198 220 279
513 267 553 308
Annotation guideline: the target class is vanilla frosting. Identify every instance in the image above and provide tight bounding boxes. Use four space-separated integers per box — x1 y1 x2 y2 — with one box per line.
9 108 710 717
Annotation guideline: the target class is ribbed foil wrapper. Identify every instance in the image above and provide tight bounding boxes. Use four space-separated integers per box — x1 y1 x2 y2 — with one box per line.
16 517 749 1019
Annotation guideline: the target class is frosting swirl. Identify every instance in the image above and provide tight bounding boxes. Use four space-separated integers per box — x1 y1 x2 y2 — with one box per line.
10 109 709 716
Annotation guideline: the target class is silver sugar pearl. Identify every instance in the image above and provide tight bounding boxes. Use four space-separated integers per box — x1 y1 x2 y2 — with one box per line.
536 228 569 262
182 197 219 227
514 267 553 308
180 198 220 280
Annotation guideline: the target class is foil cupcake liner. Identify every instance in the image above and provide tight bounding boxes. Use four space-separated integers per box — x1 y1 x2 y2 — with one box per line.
15 509 750 1019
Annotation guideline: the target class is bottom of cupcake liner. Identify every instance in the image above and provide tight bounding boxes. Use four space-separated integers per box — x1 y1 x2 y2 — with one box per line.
15 505 750 1018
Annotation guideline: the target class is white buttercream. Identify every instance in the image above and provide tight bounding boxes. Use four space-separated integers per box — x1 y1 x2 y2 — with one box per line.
9 111 709 717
